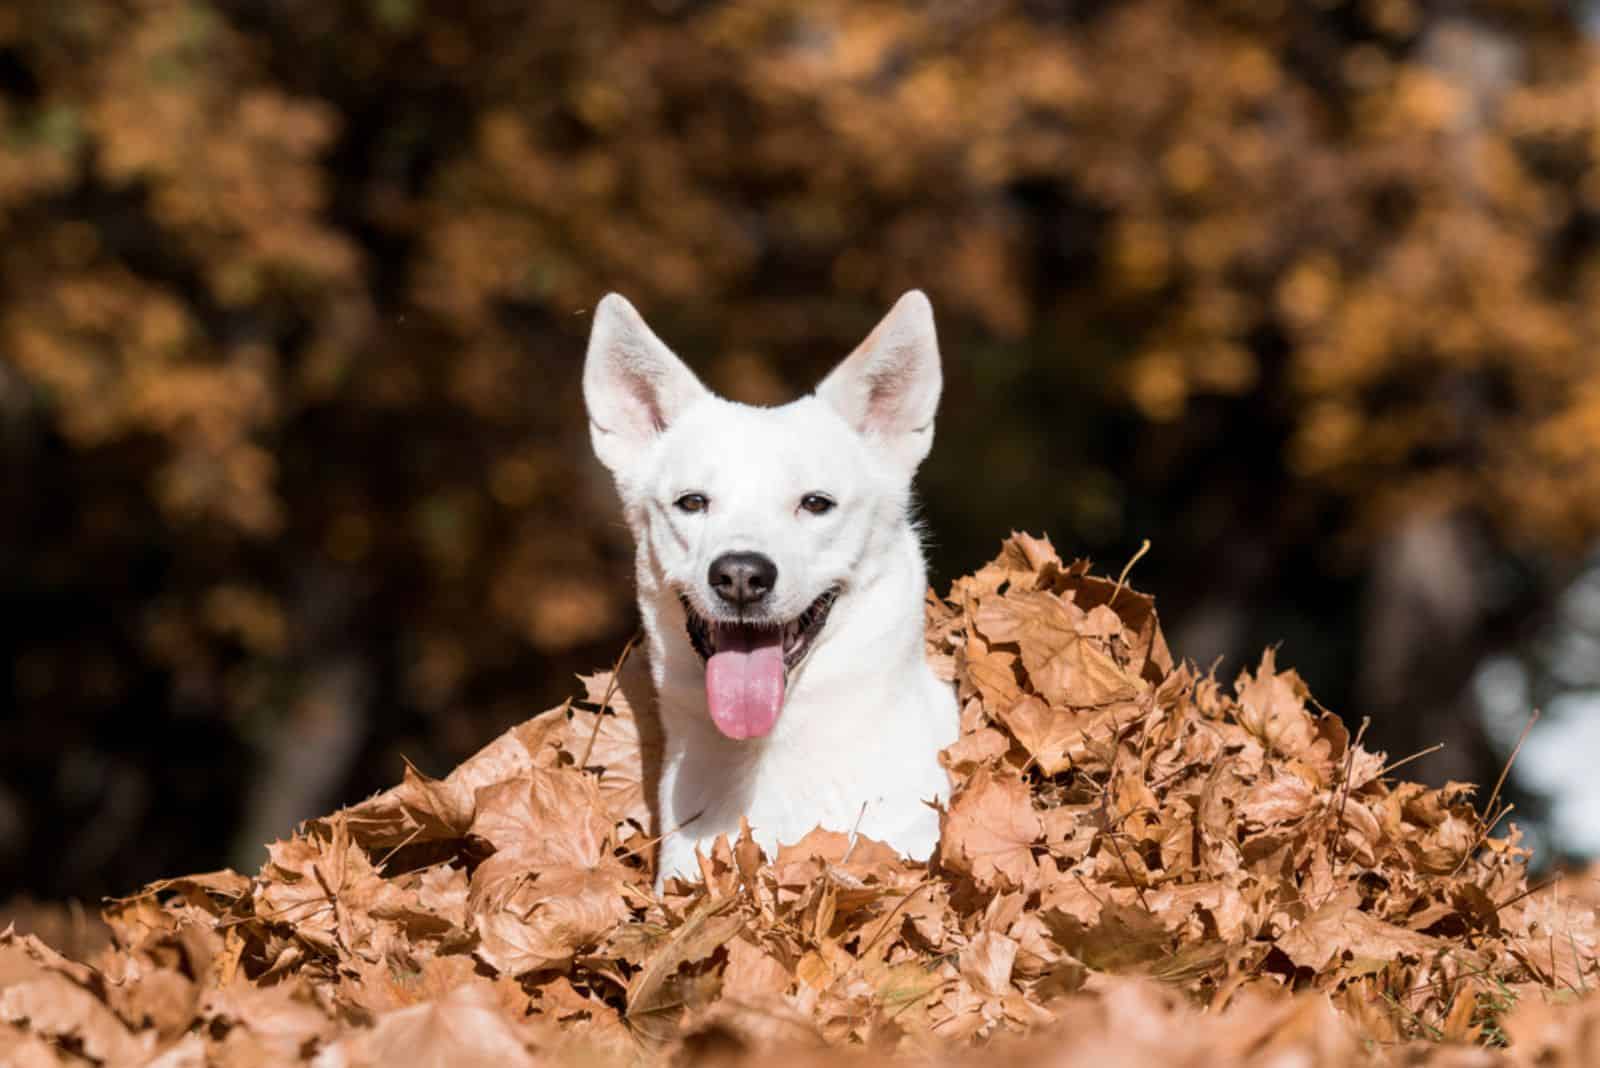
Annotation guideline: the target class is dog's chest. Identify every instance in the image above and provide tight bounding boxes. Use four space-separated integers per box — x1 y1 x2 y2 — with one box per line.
653 678 955 883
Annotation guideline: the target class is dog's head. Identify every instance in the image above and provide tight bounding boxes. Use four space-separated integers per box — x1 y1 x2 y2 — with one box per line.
583 292 943 741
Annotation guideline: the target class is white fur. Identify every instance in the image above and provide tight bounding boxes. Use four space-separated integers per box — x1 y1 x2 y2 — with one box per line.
584 291 959 886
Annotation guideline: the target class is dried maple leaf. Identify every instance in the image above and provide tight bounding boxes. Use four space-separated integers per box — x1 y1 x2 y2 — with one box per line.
196 978 335 1063
976 590 1139 707
940 726 1011 773
254 817 389 958
467 769 620 901
1234 651 1319 759
0 1021 79 1068
474 868 632 976
965 532 1063 597
626 896 745 1044
102 951 198 1041
1501 987 1600 1065
959 931 1019 997
940 768 1043 892
1504 888 1600 991
679 993 825 1056
720 935 792 999
464 769 636 977
568 659 663 831
1238 768 1317 829
314 983 538 1068
995 695 1078 775
771 827 910 901
135 869 252 912
337 954 522 1018
0 940 154 1066
959 632 1026 709
343 713 567 848
1041 902 1174 973
1275 889 1447 977
412 864 469 928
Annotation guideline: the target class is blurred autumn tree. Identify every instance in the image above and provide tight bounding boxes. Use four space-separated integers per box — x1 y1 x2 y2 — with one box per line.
4 0 1600 899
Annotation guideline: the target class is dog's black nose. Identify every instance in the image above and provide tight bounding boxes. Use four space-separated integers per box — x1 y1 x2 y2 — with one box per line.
708 552 778 608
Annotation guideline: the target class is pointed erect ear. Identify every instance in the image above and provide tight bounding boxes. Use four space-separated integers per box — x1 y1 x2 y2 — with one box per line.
817 290 943 473
583 293 709 475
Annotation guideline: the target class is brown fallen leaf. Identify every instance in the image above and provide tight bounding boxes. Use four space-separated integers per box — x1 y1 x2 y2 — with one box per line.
995 695 1078 776
1235 650 1319 759
474 867 632 976
2 1021 91 1068
975 590 1139 708
572 659 664 832
343 713 568 848
0 967 153 1066
626 896 745 1043
198 978 336 1062
959 931 1018 997
1275 889 1448 976
940 768 1043 893
314 983 539 1068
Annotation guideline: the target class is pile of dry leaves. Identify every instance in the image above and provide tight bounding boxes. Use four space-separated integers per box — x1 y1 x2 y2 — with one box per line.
4 534 1599 1067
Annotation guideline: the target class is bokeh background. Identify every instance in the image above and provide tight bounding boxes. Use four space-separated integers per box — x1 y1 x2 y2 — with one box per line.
4 0 1600 906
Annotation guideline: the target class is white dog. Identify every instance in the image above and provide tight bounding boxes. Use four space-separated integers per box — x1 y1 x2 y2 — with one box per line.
583 290 959 885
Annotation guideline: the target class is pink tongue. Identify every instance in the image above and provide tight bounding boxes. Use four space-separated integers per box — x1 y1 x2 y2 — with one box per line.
705 626 785 740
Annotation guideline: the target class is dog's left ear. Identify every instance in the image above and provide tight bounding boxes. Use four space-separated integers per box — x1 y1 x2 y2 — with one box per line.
818 290 943 473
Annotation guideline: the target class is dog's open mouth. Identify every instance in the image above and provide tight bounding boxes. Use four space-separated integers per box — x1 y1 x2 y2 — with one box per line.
681 589 838 669
679 588 839 741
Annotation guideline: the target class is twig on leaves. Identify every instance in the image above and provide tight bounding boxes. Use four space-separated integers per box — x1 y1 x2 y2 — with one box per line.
1330 715 1370 870
858 876 940 958
579 629 641 770
1443 708 1540 878
1493 875 1559 915
841 801 869 863
1484 708 1541 826
1378 742 1446 780
1109 539 1150 608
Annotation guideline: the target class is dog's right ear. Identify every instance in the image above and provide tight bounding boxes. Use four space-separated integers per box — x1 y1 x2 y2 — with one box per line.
583 293 709 475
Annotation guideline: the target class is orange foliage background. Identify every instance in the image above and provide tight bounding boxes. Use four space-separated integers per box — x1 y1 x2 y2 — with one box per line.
4 0 1600 899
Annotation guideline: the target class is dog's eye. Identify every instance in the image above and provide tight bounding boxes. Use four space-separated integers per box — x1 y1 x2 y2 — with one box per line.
674 493 709 514
799 493 835 515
